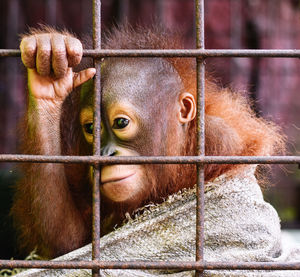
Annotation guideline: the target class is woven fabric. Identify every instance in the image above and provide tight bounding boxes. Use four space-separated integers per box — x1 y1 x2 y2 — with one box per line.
15 166 300 277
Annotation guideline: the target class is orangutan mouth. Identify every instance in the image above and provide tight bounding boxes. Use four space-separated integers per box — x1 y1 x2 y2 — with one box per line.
101 172 136 184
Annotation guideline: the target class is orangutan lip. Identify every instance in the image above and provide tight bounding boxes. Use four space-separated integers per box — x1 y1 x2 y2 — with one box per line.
101 172 136 184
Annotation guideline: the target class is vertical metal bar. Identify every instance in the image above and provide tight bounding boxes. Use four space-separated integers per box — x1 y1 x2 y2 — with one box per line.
92 0 101 276
195 0 205 276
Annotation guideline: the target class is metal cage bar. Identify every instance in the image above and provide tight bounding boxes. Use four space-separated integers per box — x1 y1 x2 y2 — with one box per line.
92 0 101 277
0 260 300 271
195 0 205 277
0 0 300 274
0 155 299 164
3 49 300 57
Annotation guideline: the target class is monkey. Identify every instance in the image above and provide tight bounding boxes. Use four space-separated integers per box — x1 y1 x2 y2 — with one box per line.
11 25 284 258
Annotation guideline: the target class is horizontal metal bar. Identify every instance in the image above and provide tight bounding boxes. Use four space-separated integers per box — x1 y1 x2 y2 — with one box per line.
0 49 20 57
0 154 299 164
0 260 300 270
2 49 300 58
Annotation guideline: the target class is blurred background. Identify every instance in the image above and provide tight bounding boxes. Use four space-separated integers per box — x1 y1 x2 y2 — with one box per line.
0 0 300 259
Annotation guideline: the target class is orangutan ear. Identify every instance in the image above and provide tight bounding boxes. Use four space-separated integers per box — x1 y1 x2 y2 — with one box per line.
178 92 196 124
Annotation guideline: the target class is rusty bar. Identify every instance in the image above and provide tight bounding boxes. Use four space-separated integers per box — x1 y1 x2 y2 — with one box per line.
4 49 300 57
92 0 101 276
82 49 300 58
0 260 300 271
0 154 300 164
83 49 300 57
195 0 205 277
0 49 20 56
195 1 205 49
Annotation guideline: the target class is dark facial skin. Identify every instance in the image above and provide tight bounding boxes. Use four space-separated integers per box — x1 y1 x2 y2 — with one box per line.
80 58 196 204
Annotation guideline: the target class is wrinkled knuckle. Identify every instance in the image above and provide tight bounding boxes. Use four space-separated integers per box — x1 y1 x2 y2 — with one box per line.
54 49 66 58
53 61 67 72
24 45 36 56
39 48 51 58
53 58 68 78
21 35 34 43
70 38 82 51
54 70 65 79
21 38 36 54
67 45 75 55
68 45 82 57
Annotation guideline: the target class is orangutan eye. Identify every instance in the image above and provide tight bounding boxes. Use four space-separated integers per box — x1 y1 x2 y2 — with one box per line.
113 118 129 129
84 123 93 134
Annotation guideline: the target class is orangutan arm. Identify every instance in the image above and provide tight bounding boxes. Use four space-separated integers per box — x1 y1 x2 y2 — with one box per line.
12 30 95 257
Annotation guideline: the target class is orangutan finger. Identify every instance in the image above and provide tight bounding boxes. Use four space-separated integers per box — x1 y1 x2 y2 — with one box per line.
73 68 96 89
36 34 51 76
51 33 68 78
65 36 83 68
20 36 37 69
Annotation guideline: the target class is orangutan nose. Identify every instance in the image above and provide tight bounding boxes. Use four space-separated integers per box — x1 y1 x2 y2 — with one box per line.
101 145 117 156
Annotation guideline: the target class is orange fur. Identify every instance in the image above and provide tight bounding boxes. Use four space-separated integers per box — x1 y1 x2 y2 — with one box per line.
11 24 285 258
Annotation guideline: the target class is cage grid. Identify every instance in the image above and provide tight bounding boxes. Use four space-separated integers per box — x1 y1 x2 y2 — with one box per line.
0 0 300 275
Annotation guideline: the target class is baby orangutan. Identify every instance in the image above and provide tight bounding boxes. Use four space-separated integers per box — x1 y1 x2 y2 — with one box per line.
11 25 283 258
